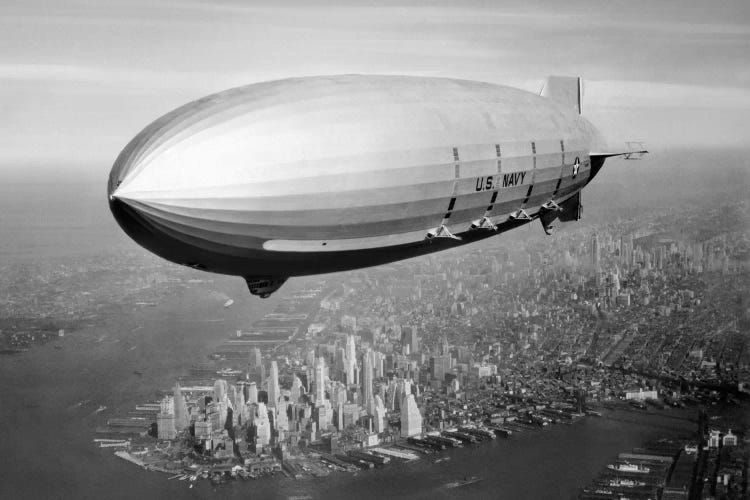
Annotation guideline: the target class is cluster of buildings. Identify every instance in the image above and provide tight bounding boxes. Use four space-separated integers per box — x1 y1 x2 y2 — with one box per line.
578 423 746 500
97 194 748 493
155 335 427 459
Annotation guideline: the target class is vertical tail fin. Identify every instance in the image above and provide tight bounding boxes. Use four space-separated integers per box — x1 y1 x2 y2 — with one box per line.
540 76 582 114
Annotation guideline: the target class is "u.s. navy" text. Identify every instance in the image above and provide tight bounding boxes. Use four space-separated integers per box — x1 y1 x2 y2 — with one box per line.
475 172 527 191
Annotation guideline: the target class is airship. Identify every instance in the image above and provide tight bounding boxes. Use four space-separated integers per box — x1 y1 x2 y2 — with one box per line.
108 75 645 298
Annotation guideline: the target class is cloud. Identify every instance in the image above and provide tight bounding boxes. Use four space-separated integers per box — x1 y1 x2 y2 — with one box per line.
0 63 210 90
585 80 750 110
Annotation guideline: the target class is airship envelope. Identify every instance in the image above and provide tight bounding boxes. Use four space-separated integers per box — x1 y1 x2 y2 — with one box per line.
108 75 645 297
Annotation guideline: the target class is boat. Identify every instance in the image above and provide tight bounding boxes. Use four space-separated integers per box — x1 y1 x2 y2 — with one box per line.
216 367 243 377
133 370 143 376
607 462 650 474
223 299 234 308
446 476 482 488
608 477 646 487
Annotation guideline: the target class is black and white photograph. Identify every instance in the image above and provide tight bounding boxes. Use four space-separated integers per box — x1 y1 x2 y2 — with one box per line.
1 1 749 499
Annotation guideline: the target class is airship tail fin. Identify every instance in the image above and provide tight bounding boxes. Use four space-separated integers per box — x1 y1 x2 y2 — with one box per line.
540 76 582 114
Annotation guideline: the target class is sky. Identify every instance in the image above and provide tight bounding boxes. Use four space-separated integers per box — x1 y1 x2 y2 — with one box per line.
1 0 749 176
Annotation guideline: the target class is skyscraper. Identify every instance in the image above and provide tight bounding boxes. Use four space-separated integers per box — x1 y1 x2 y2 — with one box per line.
345 335 357 385
315 356 326 406
160 395 174 415
291 375 302 403
316 404 331 431
336 402 344 430
620 235 629 266
254 402 271 446
373 351 384 378
400 393 423 437
374 395 387 434
173 383 189 431
248 381 258 404
248 347 261 372
592 234 600 268
157 395 176 440
268 361 280 408
235 387 248 426
430 355 451 381
402 326 419 354
363 349 374 416
276 402 289 431
214 379 227 403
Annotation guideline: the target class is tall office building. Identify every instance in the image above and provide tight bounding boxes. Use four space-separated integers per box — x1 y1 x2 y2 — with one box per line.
620 235 629 266
254 402 271 446
195 419 211 441
430 355 451 381
373 351 384 378
400 393 423 437
331 381 348 408
157 418 177 442
386 380 397 411
276 402 289 431
248 381 258 405
206 401 221 431
345 335 356 385
157 395 176 440
214 379 227 403
591 234 600 268
248 348 262 372
402 326 419 354
363 349 374 415
440 335 450 356
315 356 326 405
316 404 331 431
611 271 620 297
173 383 189 431
336 402 344 430
267 361 280 408
160 395 174 415
374 395 387 434
291 376 303 402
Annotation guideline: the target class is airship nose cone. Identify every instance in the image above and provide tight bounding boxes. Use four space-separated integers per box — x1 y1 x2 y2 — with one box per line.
107 136 166 257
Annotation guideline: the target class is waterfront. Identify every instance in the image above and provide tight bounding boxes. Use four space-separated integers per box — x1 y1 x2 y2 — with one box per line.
0 287 709 500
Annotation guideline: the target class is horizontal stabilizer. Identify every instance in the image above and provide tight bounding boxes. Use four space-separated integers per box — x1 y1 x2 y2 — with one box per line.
540 76 581 114
591 141 648 160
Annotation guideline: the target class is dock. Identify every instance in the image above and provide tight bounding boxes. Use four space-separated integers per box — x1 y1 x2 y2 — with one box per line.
370 447 420 461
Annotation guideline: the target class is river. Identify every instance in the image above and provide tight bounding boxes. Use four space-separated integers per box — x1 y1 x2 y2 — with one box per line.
0 285 699 500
